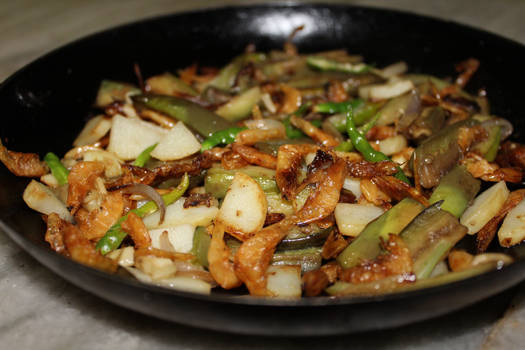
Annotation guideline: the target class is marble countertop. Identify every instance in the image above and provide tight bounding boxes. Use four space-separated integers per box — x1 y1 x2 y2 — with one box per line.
1 1 525 349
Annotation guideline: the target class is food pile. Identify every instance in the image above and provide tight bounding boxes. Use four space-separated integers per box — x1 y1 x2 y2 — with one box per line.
2 36 525 298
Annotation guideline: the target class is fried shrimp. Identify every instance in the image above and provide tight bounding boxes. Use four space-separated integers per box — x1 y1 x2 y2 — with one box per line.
67 161 105 214
208 222 242 289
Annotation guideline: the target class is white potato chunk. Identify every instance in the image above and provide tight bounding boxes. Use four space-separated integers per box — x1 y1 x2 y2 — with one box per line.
73 115 112 147
167 224 195 253
40 173 59 188
150 122 201 161
107 246 135 267
148 225 195 253
108 114 168 160
156 276 212 295
498 198 525 247
147 229 175 252
83 150 123 178
461 181 509 234
23 180 73 222
143 197 218 229
136 255 177 280
266 266 302 298
335 203 384 236
343 177 361 198
216 172 267 238
378 135 408 156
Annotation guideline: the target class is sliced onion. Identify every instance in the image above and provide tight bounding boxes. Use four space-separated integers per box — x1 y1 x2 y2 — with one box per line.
244 118 285 133
374 61 408 79
321 120 344 142
261 93 277 114
121 183 166 224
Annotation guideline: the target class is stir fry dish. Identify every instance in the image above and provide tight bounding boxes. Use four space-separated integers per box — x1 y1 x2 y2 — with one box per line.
3 35 525 298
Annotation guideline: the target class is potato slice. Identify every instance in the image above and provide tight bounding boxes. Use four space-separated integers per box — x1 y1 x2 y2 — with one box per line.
150 122 201 161
73 115 113 147
266 265 302 298
460 181 509 234
143 197 218 229
83 150 123 178
148 224 195 253
136 255 177 280
498 198 525 247
216 172 267 239
334 203 384 236
107 246 134 267
23 180 73 222
108 114 168 160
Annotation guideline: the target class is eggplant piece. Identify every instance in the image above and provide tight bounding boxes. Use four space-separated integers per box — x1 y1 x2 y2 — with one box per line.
204 166 278 198
407 106 446 143
276 227 332 251
400 202 468 279
132 94 236 137
412 119 477 188
271 247 323 273
472 125 501 161
429 165 480 218
336 198 424 269
377 90 421 127
326 260 501 296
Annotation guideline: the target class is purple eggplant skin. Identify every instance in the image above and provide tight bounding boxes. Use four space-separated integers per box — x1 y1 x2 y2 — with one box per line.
411 118 477 188
400 202 468 279
408 106 446 144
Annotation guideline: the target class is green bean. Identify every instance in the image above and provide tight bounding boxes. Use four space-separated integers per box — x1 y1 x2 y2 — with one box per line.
345 108 410 183
96 173 189 255
44 152 69 185
283 102 312 139
133 143 158 167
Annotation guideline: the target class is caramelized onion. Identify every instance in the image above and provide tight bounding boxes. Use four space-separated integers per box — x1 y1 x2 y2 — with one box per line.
121 184 166 224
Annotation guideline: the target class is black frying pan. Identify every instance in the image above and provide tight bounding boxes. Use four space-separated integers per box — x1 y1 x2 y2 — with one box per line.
1 4 525 336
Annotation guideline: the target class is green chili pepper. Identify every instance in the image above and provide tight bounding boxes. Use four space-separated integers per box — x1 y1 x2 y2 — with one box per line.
358 113 380 134
334 140 353 152
282 102 313 139
200 127 247 152
315 100 355 114
346 108 410 184
306 56 370 74
133 143 158 167
96 173 190 255
44 152 69 185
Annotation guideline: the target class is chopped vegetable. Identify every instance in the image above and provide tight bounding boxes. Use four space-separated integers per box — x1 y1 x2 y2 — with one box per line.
43 152 69 185
306 56 369 74
201 127 246 151
133 143 158 167
96 173 189 255
133 94 236 137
